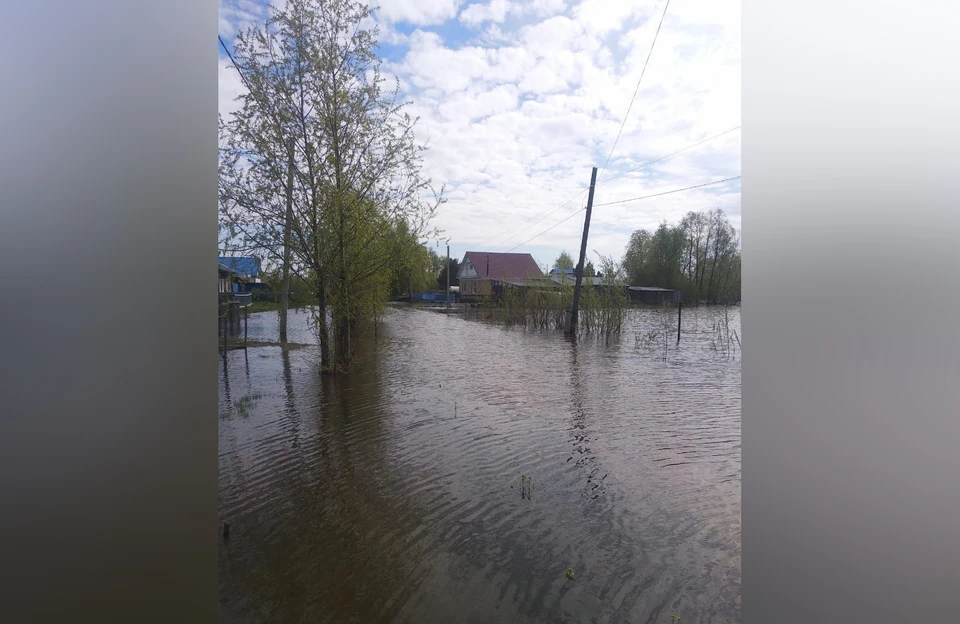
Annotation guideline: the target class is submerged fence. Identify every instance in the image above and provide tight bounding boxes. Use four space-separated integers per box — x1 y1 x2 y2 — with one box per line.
411 291 457 303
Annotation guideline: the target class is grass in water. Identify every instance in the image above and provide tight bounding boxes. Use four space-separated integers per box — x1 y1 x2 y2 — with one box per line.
520 475 534 499
710 305 740 358
634 329 661 350
220 391 263 420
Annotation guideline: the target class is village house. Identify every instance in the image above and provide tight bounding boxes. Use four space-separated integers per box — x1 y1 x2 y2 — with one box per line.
219 263 232 294
218 256 261 291
456 251 544 301
548 267 606 288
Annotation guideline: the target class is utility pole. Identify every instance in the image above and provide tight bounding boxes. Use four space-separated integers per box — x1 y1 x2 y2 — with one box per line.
565 167 598 334
279 143 294 343
446 243 451 308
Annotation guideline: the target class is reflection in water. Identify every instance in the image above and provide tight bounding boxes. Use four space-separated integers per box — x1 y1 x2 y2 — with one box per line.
220 304 741 623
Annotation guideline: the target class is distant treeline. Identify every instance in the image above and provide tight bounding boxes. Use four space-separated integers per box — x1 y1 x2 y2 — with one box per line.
623 208 740 304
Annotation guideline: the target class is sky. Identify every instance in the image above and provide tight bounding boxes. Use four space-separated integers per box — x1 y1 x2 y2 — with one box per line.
219 0 741 271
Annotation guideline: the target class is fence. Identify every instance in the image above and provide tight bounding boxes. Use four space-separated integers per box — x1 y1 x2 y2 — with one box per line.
411 292 457 303
218 293 250 353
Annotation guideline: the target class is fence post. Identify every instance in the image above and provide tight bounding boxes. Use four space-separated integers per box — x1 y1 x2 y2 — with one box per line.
677 300 682 344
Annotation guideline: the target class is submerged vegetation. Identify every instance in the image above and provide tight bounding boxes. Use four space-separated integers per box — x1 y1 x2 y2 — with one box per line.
220 391 264 420
484 255 629 337
520 475 534 500
711 306 741 358
484 283 628 336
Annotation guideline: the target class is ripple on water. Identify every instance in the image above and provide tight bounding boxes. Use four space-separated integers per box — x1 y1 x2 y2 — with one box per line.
219 304 741 623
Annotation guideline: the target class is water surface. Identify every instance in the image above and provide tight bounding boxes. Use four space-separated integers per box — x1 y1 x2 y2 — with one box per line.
219 304 741 623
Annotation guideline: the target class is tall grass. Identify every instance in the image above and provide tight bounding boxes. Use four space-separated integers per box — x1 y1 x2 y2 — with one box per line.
486 281 628 337
633 301 673 360
488 280 573 330
711 305 741 358
578 283 627 337
219 391 264 420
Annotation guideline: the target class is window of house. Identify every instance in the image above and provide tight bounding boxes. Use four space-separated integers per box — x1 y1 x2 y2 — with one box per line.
472 282 476 294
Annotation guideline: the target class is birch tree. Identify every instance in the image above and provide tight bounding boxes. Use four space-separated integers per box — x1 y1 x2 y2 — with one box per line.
219 0 442 372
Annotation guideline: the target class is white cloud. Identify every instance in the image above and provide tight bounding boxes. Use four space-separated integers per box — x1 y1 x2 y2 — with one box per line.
571 0 656 36
219 0 741 263
375 0 465 26
459 0 514 28
219 0 266 38
520 15 585 57
525 0 569 19
218 56 246 121
459 0 569 29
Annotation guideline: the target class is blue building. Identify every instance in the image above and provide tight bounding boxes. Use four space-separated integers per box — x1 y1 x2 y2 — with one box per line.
218 257 261 293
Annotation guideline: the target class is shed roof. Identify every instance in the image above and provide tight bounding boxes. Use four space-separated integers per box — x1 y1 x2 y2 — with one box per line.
463 251 543 279
498 277 559 288
553 276 607 287
218 256 260 277
628 286 677 292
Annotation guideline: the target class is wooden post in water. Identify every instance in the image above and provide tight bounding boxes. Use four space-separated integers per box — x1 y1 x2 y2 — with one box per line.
244 304 248 349
566 166 598 334
279 144 295 344
677 300 682 344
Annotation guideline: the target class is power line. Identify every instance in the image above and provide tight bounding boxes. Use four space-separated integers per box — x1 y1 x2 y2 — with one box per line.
603 125 741 184
593 176 741 207
484 126 738 251
219 36 256 101
491 188 588 250
597 0 672 182
479 186 589 250
506 206 587 253
503 174 740 252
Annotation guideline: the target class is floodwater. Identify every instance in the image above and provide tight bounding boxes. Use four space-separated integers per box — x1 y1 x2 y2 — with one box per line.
219 304 741 623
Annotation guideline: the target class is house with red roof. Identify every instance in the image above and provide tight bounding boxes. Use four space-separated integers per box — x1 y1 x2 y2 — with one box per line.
456 251 545 300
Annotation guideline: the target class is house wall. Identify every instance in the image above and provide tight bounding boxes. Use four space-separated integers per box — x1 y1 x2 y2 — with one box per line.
460 278 492 297
458 257 479 279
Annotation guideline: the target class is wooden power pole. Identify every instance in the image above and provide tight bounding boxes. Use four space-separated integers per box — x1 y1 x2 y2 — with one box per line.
446 243 451 308
279 144 295 344
565 167 598 334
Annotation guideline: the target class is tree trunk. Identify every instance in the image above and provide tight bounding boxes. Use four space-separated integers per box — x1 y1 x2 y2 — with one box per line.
316 273 330 370
697 230 711 294
718 258 731 304
279 145 295 343
337 314 351 372
707 251 720 304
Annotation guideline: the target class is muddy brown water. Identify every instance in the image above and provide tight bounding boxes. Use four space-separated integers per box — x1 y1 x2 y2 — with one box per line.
219 304 741 623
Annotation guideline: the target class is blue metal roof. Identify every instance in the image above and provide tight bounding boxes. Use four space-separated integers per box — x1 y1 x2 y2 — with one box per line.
218 256 260 277
550 268 575 275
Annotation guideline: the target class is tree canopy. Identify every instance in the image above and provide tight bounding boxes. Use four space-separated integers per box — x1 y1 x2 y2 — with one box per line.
622 208 740 304
554 250 574 270
218 0 443 372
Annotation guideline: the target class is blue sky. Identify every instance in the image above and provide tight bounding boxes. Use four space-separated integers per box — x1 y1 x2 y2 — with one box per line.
219 0 741 270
